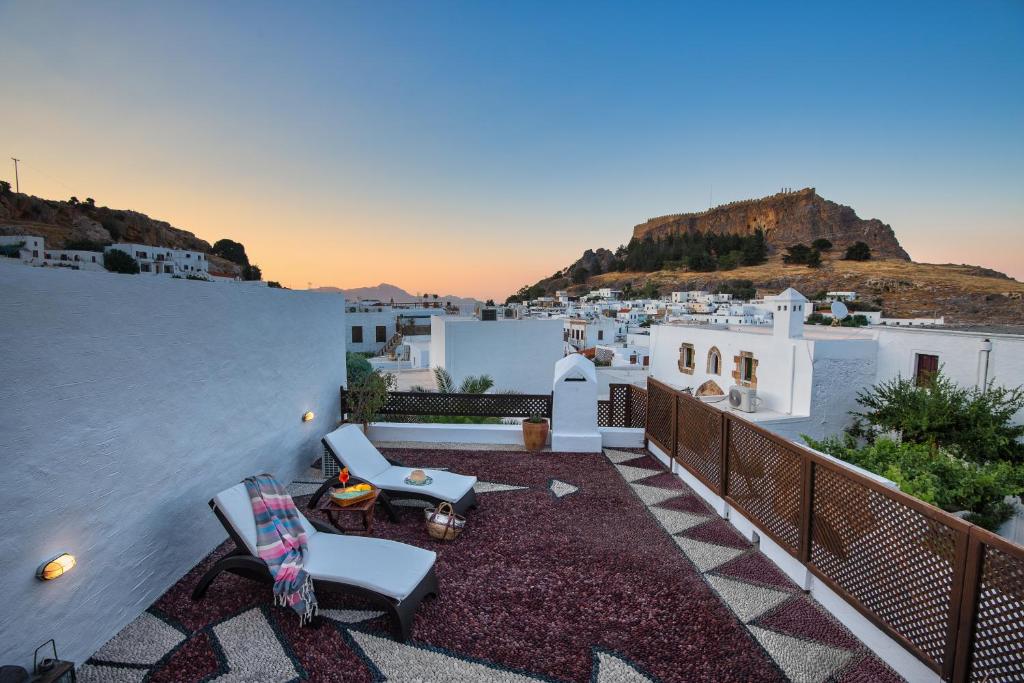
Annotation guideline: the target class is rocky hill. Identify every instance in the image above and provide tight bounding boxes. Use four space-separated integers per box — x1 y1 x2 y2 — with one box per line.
634 187 910 260
0 188 242 277
515 189 1024 324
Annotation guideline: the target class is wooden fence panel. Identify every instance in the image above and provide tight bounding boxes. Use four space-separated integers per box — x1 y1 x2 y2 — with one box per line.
725 417 804 555
642 377 1024 678
674 395 724 494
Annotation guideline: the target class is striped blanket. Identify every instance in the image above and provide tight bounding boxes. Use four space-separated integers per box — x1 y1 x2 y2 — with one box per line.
243 474 318 624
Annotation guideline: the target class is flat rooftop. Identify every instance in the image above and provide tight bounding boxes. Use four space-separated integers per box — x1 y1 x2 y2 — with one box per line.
77 446 902 682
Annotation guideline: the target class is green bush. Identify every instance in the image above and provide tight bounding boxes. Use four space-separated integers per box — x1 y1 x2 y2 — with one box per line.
104 249 139 274
715 279 756 300
346 352 373 386
347 370 396 428
850 371 1024 464
811 238 833 251
844 241 872 260
805 434 1022 530
0 241 25 258
782 243 821 267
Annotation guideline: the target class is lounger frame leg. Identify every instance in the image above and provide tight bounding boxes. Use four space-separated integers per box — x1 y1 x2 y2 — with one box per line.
387 567 439 642
377 491 400 522
192 551 271 600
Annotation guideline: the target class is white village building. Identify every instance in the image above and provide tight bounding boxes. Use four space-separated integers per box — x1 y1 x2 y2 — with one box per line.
106 243 210 277
647 288 1024 442
1 235 106 271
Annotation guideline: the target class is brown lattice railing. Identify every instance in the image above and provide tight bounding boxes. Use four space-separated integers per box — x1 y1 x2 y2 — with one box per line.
644 377 1024 681
598 384 647 428
340 388 552 420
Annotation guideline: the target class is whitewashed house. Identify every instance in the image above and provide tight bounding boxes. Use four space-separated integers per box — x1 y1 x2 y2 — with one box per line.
346 302 445 355
106 243 210 277
649 287 1024 442
1 236 105 270
564 316 623 351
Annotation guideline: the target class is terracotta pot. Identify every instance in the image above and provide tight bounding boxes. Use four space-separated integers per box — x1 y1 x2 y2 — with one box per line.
522 419 549 451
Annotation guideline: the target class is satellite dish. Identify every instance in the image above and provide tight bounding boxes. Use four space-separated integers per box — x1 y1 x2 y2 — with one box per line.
830 301 849 321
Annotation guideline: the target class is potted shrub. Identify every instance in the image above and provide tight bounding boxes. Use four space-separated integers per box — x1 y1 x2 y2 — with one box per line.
347 370 396 432
522 413 549 451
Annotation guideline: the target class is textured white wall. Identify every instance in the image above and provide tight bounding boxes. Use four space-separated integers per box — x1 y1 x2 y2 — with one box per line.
0 261 346 669
432 317 564 393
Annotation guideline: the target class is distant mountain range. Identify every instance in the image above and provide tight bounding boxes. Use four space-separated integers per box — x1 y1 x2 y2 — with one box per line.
313 282 483 311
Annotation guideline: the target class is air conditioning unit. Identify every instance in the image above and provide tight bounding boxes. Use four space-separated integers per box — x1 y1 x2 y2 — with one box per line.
729 385 759 413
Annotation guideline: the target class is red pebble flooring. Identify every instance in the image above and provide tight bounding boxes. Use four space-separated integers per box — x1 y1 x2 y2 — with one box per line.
78 447 904 682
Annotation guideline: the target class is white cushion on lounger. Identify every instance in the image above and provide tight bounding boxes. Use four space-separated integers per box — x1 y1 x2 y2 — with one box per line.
370 467 477 503
323 424 392 480
212 483 318 555
212 481 435 601
305 534 436 601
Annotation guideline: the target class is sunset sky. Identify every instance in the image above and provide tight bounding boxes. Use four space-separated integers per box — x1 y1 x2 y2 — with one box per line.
1 2 1022 300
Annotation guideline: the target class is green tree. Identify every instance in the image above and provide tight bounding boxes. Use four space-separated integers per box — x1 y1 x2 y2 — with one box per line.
686 252 716 272
571 267 589 284
739 229 768 266
103 249 140 274
844 241 872 261
485 299 496 307
639 281 660 299
811 238 833 251
850 371 1024 464
346 352 373 386
0 180 11 194
715 279 756 300
347 370 397 429
782 243 821 266
212 239 250 265
242 263 262 281
267 281 283 288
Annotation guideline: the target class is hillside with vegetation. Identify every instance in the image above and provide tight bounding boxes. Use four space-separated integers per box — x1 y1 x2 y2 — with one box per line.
509 189 1024 324
0 182 263 280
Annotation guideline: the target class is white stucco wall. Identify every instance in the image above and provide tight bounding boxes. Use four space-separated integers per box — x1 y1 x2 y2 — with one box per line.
648 325 877 442
876 327 1024 424
0 260 346 670
648 324 815 415
431 317 564 393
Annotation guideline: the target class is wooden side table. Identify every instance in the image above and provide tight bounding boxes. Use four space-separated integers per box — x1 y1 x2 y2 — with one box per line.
314 488 380 535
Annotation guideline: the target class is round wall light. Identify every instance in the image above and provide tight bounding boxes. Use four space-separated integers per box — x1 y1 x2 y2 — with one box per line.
302 411 315 422
37 553 76 581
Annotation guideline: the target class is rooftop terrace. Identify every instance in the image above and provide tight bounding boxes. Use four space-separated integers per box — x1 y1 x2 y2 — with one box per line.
76 445 900 683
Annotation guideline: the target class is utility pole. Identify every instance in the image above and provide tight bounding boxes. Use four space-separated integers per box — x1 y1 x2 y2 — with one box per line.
11 158 20 193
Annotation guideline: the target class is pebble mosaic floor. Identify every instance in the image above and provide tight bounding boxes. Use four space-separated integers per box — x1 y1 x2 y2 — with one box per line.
78 448 904 682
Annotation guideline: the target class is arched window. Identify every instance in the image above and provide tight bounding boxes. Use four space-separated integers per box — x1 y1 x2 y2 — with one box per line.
707 346 722 375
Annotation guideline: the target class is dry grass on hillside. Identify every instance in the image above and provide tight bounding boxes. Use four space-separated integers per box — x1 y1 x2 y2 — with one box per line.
587 254 1024 323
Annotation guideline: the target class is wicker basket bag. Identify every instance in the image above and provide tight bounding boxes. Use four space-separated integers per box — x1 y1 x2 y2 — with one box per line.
424 501 466 541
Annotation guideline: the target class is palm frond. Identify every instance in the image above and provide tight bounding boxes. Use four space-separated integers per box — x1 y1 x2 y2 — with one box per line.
433 366 456 394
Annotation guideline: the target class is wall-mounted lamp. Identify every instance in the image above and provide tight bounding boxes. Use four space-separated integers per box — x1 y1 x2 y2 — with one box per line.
37 553 76 581
302 411 315 423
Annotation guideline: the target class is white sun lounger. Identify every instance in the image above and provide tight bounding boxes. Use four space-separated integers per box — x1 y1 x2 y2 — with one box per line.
192 480 438 641
309 424 478 520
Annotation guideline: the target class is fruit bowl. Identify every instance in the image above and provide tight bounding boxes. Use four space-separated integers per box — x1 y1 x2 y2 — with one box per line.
330 486 375 506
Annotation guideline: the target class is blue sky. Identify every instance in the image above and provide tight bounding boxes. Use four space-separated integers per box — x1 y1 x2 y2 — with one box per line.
1 1 1021 296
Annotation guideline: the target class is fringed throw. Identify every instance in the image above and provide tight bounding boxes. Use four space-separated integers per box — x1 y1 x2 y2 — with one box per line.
243 473 318 624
